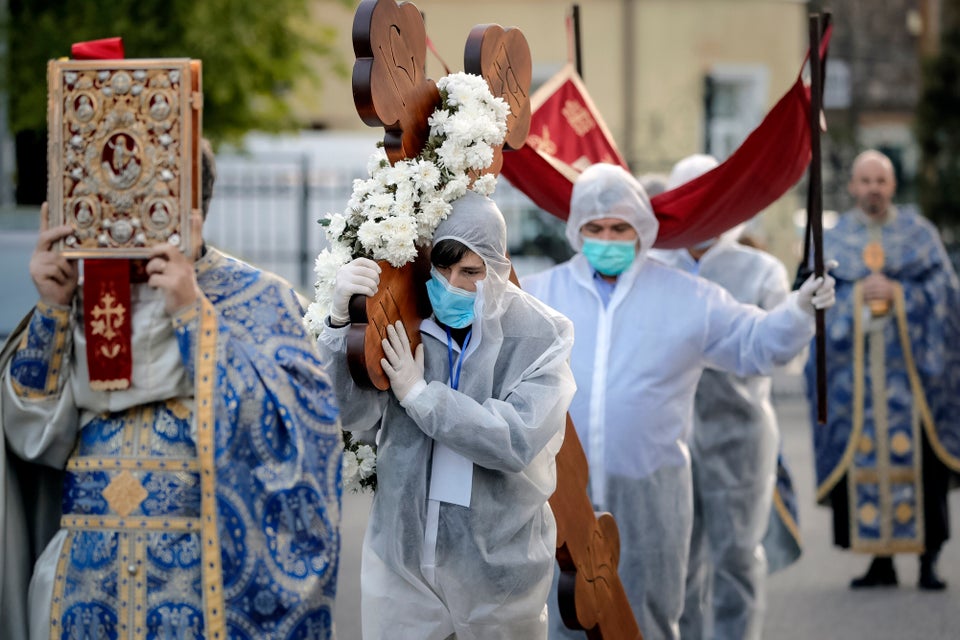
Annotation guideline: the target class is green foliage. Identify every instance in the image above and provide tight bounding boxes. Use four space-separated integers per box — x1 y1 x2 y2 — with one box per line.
3 0 351 143
916 27 960 232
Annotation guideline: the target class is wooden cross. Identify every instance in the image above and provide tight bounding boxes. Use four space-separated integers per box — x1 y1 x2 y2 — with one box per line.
350 2 641 637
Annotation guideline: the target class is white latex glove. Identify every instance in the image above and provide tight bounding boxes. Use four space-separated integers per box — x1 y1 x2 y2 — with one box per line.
330 257 381 326
797 259 838 316
381 321 425 404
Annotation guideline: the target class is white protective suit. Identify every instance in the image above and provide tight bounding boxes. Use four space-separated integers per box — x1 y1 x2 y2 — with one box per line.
654 238 792 640
318 191 576 640
521 164 816 640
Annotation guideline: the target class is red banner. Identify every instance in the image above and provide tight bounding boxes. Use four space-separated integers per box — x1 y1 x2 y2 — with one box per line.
500 64 626 220
501 28 832 249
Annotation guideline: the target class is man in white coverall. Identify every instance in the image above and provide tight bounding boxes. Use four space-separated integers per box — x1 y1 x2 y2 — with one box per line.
318 191 576 640
655 154 802 640
522 163 835 640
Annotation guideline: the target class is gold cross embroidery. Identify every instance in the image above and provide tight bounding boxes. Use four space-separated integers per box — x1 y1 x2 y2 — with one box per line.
562 99 597 137
528 125 558 155
90 292 126 344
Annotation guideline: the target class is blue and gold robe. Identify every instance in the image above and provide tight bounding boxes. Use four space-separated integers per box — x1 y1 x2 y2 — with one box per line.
1 248 342 639
804 206 960 554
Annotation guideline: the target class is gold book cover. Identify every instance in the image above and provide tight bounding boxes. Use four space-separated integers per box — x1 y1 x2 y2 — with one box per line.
47 58 202 258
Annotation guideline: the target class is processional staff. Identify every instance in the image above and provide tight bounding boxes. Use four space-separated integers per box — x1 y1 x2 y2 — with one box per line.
806 12 831 424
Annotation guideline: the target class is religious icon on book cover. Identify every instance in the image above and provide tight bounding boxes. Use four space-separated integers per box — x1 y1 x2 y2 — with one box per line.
47 58 202 257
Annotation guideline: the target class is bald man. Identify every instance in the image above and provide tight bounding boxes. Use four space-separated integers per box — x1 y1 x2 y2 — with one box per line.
805 149 960 591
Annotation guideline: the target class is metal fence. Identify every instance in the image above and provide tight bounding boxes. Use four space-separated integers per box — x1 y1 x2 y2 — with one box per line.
205 152 572 294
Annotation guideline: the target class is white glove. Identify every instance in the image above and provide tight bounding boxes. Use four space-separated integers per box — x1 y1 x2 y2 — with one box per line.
330 257 381 326
797 259 838 316
381 321 425 404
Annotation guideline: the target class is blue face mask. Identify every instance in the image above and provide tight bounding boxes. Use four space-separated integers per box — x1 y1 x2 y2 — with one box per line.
426 267 477 329
581 238 637 276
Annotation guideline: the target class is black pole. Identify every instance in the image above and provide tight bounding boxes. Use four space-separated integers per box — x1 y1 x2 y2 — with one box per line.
572 4 582 77
299 154 310 289
808 13 827 424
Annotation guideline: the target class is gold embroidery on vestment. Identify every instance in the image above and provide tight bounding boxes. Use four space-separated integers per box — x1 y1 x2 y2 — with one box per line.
102 469 148 517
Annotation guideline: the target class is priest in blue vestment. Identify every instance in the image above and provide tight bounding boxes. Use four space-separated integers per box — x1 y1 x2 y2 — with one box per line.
805 149 960 590
0 141 343 639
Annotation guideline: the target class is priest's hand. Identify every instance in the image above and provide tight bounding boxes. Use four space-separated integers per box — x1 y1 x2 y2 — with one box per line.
146 242 201 315
146 209 204 315
381 321 425 404
862 272 895 303
331 257 381 326
797 260 838 316
30 202 79 307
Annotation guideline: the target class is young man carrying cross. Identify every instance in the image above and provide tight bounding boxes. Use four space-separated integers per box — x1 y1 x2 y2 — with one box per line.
319 191 576 639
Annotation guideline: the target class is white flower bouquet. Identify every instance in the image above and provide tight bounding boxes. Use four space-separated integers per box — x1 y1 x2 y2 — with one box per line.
342 431 378 493
308 72 510 493
305 72 509 336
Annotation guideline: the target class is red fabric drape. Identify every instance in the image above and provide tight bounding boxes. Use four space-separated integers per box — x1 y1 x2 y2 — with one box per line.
501 28 833 249
71 37 125 60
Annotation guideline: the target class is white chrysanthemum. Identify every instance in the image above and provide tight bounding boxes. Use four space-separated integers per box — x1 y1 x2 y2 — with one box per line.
383 163 410 187
324 212 348 241
314 244 352 284
437 139 468 174
428 109 452 136
357 219 385 253
309 244 353 331
393 174 418 207
356 444 377 477
417 195 451 241
304 301 328 337
471 173 498 196
409 158 441 191
442 174 470 201
378 215 419 266
392 196 416 218
381 214 417 243
421 194 451 222
366 147 389 175
342 450 361 493
363 192 395 218
464 144 495 172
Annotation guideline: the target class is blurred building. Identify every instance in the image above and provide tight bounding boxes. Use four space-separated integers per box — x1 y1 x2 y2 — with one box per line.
298 0 809 265
302 0 808 171
813 0 942 211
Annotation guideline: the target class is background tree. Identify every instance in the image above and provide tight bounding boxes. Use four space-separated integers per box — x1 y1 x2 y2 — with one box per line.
916 8 960 251
3 0 350 204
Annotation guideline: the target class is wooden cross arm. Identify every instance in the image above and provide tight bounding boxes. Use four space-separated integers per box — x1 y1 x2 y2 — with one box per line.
551 416 644 639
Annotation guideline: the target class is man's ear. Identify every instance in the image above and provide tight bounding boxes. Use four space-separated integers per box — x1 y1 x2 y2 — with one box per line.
191 208 203 261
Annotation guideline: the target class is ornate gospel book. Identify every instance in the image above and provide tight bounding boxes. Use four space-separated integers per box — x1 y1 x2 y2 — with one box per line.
47 58 202 258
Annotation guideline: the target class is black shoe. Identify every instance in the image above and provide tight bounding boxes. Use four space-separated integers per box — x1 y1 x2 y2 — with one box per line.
850 556 898 588
919 552 947 591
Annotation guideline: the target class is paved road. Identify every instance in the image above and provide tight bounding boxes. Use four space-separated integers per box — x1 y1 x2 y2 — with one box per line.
763 378 960 640
333 374 960 639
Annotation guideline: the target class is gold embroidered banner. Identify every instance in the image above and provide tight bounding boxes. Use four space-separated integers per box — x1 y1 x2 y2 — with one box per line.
83 258 132 390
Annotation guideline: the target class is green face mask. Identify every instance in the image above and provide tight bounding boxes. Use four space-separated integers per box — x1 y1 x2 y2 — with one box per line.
581 238 637 276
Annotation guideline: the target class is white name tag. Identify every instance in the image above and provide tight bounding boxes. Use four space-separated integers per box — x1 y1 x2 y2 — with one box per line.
428 442 473 507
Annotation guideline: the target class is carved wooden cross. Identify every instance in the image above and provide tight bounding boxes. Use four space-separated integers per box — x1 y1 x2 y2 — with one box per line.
351 2 641 637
